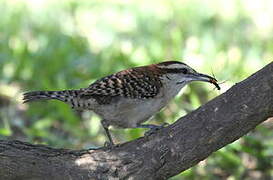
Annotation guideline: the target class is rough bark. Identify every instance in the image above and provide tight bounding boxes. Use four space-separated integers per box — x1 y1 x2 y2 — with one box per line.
1 62 273 180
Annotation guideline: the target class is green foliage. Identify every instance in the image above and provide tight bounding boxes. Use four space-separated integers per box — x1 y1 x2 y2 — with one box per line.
0 0 273 179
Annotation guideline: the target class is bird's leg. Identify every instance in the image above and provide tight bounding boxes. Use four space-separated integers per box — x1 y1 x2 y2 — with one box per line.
137 123 169 136
101 120 114 148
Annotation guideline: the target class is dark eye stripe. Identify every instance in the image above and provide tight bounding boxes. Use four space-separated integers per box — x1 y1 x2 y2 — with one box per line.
181 68 188 74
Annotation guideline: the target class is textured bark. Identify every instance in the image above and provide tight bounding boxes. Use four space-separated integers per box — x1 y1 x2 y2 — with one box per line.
1 62 273 180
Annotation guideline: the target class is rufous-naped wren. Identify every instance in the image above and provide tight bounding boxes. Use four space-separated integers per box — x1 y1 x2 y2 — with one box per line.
23 61 220 146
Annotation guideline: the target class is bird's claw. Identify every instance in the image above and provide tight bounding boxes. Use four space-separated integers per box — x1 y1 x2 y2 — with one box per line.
144 123 169 136
104 141 115 149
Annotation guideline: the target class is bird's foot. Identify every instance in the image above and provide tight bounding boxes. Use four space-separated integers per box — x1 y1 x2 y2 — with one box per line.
137 123 169 136
144 123 169 136
103 141 115 149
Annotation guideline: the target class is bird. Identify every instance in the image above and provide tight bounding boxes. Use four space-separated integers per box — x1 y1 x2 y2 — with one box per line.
23 61 220 147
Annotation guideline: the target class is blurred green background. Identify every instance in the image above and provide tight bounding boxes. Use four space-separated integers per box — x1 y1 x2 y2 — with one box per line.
0 0 273 179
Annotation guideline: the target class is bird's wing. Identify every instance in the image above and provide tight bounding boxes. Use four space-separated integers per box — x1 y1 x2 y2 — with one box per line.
79 68 162 99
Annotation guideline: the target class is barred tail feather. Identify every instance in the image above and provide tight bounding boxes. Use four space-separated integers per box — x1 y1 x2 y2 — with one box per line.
23 90 78 104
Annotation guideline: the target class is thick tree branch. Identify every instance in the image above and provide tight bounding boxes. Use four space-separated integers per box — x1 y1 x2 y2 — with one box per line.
1 62 273 180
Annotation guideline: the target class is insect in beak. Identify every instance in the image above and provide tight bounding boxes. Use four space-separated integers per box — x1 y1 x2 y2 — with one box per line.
209 78 220 90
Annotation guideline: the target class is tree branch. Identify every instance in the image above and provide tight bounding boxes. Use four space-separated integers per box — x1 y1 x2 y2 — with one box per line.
1 62 273 180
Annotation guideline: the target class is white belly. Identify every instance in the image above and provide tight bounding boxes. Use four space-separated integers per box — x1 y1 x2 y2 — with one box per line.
92 82 186 128
94 97 164 128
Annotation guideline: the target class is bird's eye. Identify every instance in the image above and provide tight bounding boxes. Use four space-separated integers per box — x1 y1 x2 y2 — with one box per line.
181 68 188 74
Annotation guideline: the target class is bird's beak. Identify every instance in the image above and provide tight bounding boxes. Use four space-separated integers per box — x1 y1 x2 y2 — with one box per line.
192 73 221 90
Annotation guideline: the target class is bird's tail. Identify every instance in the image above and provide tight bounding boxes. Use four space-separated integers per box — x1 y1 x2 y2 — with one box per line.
23 90 79 104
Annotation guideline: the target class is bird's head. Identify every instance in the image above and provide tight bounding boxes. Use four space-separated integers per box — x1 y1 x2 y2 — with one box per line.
155 61 220 90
